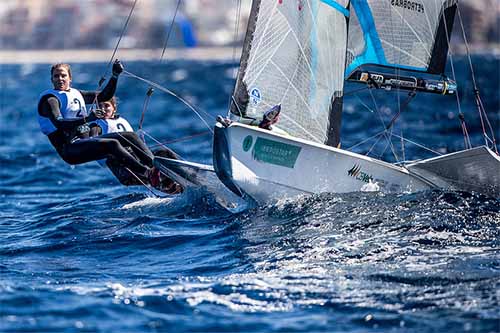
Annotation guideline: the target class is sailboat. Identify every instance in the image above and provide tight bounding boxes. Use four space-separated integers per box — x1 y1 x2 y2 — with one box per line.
201 0 499 204
154 0 499 204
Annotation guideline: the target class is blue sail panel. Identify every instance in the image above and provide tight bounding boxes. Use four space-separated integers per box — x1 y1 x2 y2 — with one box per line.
320 0 350 17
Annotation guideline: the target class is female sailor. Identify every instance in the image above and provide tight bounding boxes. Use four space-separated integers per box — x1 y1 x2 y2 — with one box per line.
37 61 160 185
91 97 183 194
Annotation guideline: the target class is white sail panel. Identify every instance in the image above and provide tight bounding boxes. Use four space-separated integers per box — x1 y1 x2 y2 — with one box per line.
232 0 349 144
346 0 457 75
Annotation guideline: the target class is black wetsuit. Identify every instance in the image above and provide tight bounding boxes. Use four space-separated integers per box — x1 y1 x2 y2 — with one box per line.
38 78 152 175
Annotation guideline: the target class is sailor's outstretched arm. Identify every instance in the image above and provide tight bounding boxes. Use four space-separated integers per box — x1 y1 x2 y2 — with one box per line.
81 60 124 104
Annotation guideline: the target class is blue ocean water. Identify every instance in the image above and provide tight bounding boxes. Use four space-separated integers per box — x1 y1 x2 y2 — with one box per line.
0 55 499 332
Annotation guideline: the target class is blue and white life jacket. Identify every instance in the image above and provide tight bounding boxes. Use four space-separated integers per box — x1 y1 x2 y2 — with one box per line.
95 116 133 134
95 116 134 167
37 88 87 135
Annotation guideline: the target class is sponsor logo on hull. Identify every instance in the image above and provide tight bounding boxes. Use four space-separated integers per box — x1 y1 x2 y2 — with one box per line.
347 164 374 183
251 137 301 168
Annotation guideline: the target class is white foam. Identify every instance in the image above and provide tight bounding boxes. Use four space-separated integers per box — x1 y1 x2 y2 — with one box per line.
121 197 173 210
360 179 380 192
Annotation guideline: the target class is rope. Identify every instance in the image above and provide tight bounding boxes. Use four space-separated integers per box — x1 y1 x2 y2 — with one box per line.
140 130 187 158
385 90 416 131
124 167 161 198
138 88 154 134
149 131 211 147
159 0 182 65
101 0 138 86
123 69 214 134
458 112 472 150
390 133 443 156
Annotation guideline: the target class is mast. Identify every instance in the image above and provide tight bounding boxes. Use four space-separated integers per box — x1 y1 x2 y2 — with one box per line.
326 1 351 148
230 0 262 117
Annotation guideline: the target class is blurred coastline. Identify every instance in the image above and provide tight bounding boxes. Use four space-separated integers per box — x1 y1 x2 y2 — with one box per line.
0 0 498 64
0 47 241 64
0 44 499 65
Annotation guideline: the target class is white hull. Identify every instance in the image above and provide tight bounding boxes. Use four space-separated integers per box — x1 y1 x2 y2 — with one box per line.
154 157 251 213
407 146 500 198
213 123 500 203
213 123 434 204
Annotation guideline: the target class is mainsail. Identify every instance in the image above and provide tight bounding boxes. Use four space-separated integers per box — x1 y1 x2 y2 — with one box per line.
346 0 457 76
230 0 350 146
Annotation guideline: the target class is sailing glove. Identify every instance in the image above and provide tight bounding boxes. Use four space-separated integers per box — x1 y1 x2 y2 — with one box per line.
112 60 124 77
93 109 106 119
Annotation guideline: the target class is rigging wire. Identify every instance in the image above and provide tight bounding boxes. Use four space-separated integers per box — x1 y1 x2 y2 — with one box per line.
138 88 154 139
123 69 214 134
390 133 443 156
138 0 183 132
103 0 138 83
400 130 405 164
442 5 472 150
123 167 161 198
83 0 138 126
343 86 372 96
88 0 161 196
148 131 211 147
456 5 498 154
141 130 179 155
395 4 407 162
347 130 386 150
377 137 394 161
87 0 138 119
159 0 183 65
348 128 443 157
366 133 384 156
365 85 401 162
95 0 138 94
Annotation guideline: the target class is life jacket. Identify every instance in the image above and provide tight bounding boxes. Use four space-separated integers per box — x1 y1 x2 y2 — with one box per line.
95 116 133 134
94 116 134 167
37 88 87 135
